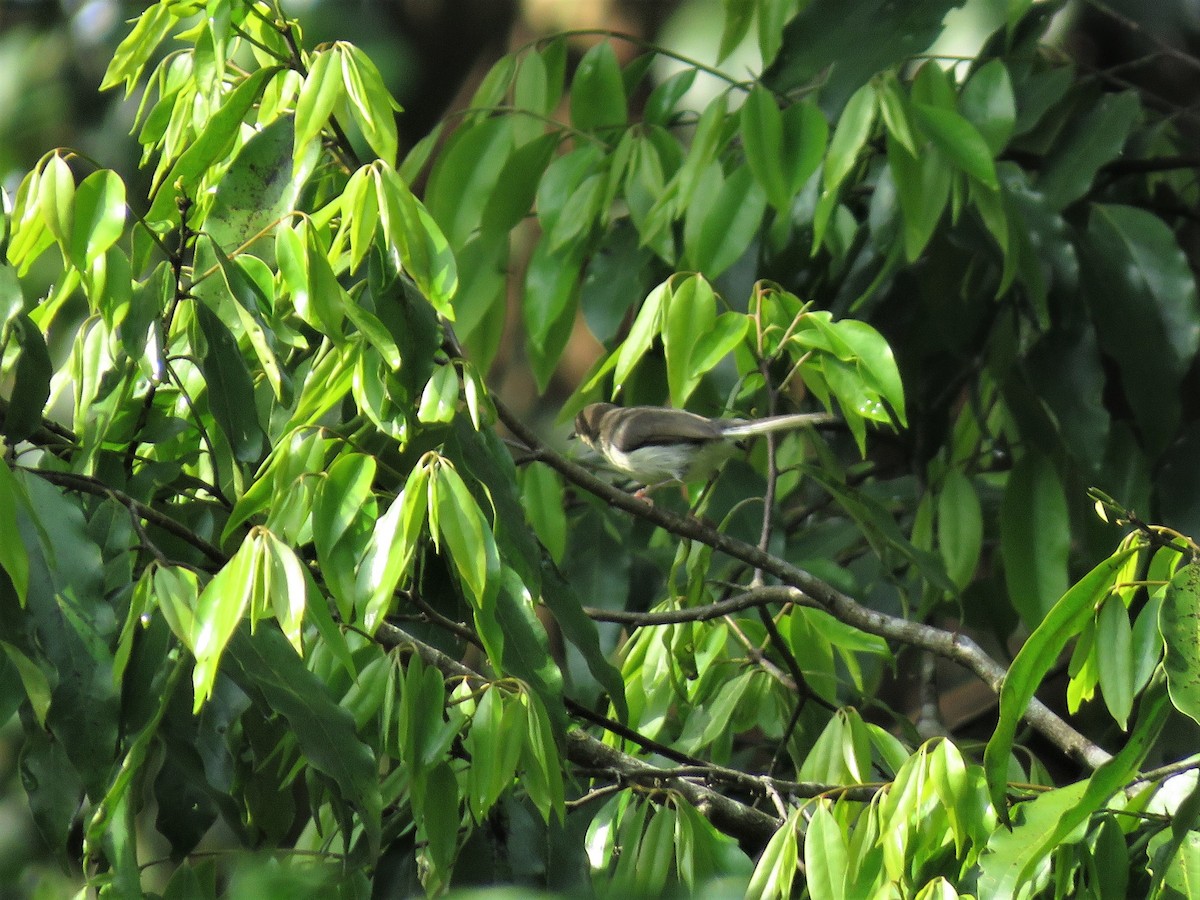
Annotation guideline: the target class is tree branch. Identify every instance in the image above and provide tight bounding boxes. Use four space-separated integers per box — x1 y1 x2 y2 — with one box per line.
495 401 1113 771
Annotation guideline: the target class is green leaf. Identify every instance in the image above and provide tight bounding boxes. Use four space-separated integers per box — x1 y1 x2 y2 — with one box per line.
100 2 176 94
193 301 266 463
781 99 829 196
205 116 307 258
339 42 400 163
357 465 428 631
1037 91 1140 210
523 239 582 392
746 808 801 899
0 461 30 605
911 101 998 188
417 364 459 424
1084 204 1200 456
225 625 382 855
1000 451 1069 625
741 85 789 211
191 537 258 709
938 469 982 589
804 801 848 899
570 42 626 132
146 66 281 221
1162 562 1200 726
69 170 126 270
480 132 559 235
425 116 514 248
1095 594 1134 730
294 48 343 155
683 164 766 279
2 315 52 443
38 154 73 251
984 676 1169 892
762 0 968 111
519 463 566 563
824 81 877 192
663 274 716 406
983 545 1138 818
644 68 696 126
886 137 950 261
433 464 499 625
959 59 1016 154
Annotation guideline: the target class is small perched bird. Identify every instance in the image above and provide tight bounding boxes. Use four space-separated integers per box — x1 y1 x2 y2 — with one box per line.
573 402 834 485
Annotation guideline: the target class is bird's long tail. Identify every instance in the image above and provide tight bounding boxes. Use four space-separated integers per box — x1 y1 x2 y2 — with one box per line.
720 412 836 438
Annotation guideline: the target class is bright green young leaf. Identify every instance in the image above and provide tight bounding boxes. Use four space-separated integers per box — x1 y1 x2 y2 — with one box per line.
339 42 400 164
294 49 343 156
146 65 281 219
100 2 175 94
432 463 498 618
984 545 1138 818
69 170 126 270
191 537 259 710
38 154 74 251
662 274 715 405
357 465 428 631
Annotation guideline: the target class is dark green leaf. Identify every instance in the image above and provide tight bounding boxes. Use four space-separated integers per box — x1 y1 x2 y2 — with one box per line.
193 301 266 463
763 0 967 111
1000 451 1069 625
2 315 51 443
226 626 382 855
1036 91 1140 210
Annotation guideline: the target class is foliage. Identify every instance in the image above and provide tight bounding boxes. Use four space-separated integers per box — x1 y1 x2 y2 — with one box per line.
0 0 1199 896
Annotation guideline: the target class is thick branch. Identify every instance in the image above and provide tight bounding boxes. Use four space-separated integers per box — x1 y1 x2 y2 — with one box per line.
496 402 1112 771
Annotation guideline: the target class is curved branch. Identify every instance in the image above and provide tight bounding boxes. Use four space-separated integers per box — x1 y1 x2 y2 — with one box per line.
24 468 225 565
496 401 1112 771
